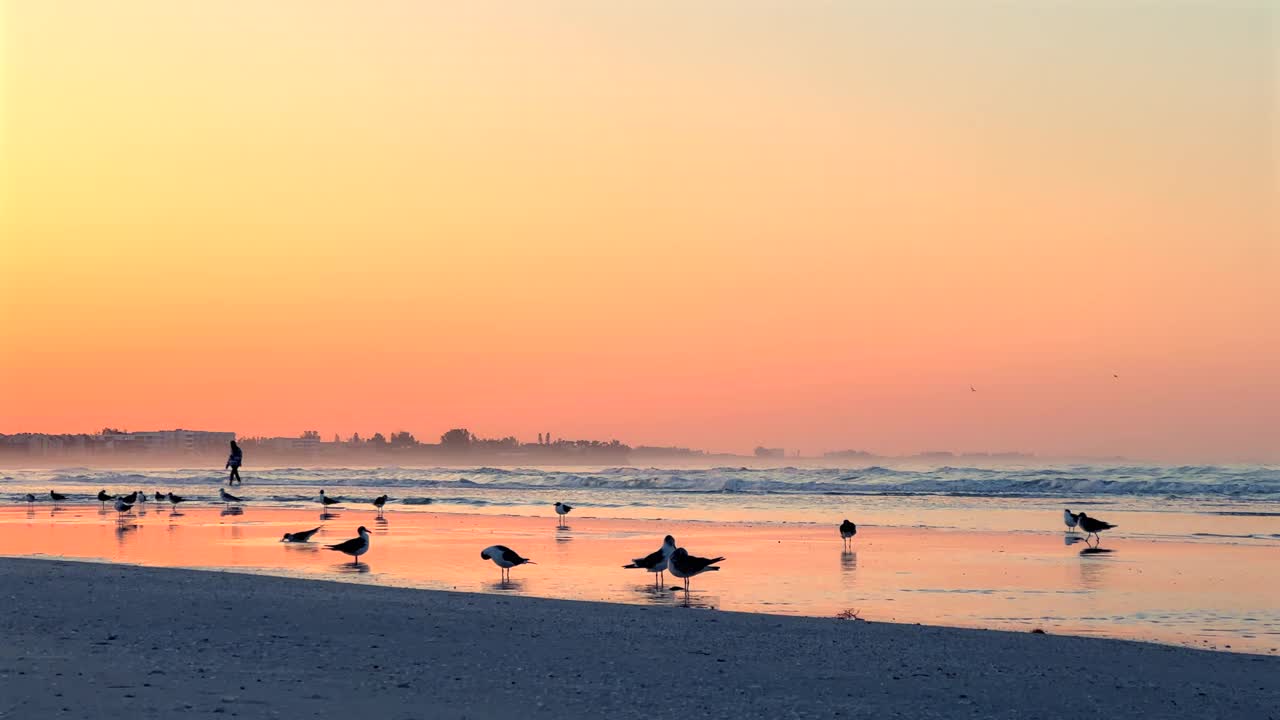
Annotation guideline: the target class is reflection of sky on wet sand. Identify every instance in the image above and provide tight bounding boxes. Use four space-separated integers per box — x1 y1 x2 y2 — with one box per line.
0 506 1276 655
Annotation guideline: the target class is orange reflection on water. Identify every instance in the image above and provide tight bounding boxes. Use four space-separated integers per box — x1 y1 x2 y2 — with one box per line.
1 505 1277 655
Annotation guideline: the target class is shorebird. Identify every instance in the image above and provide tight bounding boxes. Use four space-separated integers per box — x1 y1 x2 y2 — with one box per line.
168 493 186 509
136 491 147 504
97 489 113 508
667 547 725 593
623 535 677 586
1063 509 1080 532
155 491 168 502
24 493 36 504
49 490 67 503
839 519 858 548
325 526 371 566
554 501 573 526
481 545 534 581
372 495 388 515
119 491 139 504
1076 512 1116 544
319 490 340 508
219 488 243 504
113 497 134 518
281 526 322 543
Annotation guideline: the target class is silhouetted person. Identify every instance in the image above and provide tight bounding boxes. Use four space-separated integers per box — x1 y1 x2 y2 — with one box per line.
226 440 243 486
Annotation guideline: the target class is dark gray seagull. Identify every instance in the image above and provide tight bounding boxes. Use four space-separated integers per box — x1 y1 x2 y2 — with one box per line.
219 488 243 504
49 490 67 503
667 547 725 593
325 526 371 566
481 544 534 581
372 495 388 515
1076 512 1116 544
622 535 677 586
839 519 857 548
281 526 322 543
97 489 113 508
319 490 340 507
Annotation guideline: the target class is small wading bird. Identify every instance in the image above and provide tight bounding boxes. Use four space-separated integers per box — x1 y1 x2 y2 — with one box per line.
839 519 857 549
219 488 243 504
667 548 725 593
281 527 321 543
113 496 133 519
554 501 573 526
325 526 371 566
119 491 138 504
24 493 36 504
168 493 186 509
319 490 340 508
1076 512 1116 544
155 491 168 502
481 545 534 581
1063 509 1080 532
97 489 113 509
49 490 67 503
372 495 388 515
622 535 677 586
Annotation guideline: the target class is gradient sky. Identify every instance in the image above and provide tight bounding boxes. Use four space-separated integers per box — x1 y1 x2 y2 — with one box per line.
1 1 1276 461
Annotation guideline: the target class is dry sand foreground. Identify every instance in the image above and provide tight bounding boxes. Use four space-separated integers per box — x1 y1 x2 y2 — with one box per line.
0 558 1275 719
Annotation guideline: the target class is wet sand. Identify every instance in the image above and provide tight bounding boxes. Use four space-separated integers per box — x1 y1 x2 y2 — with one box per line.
1 556 1276 719
1 504 1277 653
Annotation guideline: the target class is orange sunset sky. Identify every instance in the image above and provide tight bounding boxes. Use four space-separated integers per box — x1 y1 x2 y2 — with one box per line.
1 2 1276 461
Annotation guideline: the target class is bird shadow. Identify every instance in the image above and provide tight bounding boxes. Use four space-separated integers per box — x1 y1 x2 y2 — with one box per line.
220 507 245 517
1079 547 1115 556
1063 535 1086 547
676 592 720 610
841 551 858 572
332 562 370 574
284 543 319 553
374 516 389 529
490 579 526 592
555 527 573 543
320 511 339 521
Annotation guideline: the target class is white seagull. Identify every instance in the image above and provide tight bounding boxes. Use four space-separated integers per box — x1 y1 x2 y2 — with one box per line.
325 526 371 566
1063 509 1080 532
554 501 573 526
622 535 677 586
481 545 534 581
667 547 725 593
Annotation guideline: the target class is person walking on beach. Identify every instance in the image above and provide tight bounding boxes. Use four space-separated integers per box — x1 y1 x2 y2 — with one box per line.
226 440 243 486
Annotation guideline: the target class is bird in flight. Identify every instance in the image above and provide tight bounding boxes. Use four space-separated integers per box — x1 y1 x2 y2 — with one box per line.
970 385 976 392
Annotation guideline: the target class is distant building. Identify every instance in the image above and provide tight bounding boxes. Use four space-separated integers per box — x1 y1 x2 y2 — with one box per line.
754 446 785 459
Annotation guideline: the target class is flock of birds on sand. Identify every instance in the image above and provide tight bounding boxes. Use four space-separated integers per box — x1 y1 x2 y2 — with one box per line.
23 489 1119 591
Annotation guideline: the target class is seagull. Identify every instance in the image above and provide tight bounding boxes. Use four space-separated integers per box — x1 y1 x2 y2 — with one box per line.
97 489 113 508
219 488 243 504
839 519 858 548
325 526 371 566
1063 509 1080 532
372 495 388 514
119 491 138 504
155 491 168 502
481 545 534 581
319 490 340 507
554 501 573 526
24 493 36 504
1113 373 1119 379
970 385 977 392
136 491 147 504
49 490 67 503
168 493 186 508
622 535 677 586
667 547 725 593
281 526 322 543
1076 512 1116 544
113 497 134 518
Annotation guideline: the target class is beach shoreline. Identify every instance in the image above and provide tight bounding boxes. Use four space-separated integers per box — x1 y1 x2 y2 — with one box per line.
1 556 1276 719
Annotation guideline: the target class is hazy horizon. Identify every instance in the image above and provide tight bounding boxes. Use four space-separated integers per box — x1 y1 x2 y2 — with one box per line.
2 2 1276 463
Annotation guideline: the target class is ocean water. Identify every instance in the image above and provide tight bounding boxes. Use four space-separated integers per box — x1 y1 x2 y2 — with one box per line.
3 463 1279 544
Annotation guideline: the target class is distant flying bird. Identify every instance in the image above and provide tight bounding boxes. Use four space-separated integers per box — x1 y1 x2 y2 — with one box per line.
667 548 725 593
219 488 243 504
281 526 322 543
97 489 113 508
49 490 67 503
24 493 36 504
839 519 858 548
970 385 977 392
554 501 573 526
325 526 371 566
372 495 388 514
319 490 340 507
481 545 534 581
1076 512 1116 544
622 535 677 586
1063 509 1080 532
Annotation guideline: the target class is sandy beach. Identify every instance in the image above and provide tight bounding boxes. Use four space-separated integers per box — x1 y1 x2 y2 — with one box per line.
1 557 1276 719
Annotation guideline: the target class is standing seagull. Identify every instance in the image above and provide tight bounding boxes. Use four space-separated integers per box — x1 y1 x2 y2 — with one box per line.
49 490 67 504
281 527 322 543
155 491 168 502
97 489 113 509
168 493 186 509
219 488 243 504
24 493 36 504
325 526 371 566
667 547 725 593
113 497 134 519
1063 509 1080 532
839 519 858 549
119 491 138 504
481 545 534 581
554 501 573 526
372 495 388 515
622 535 677 586
319 490 340 508
1076 512 1116 544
